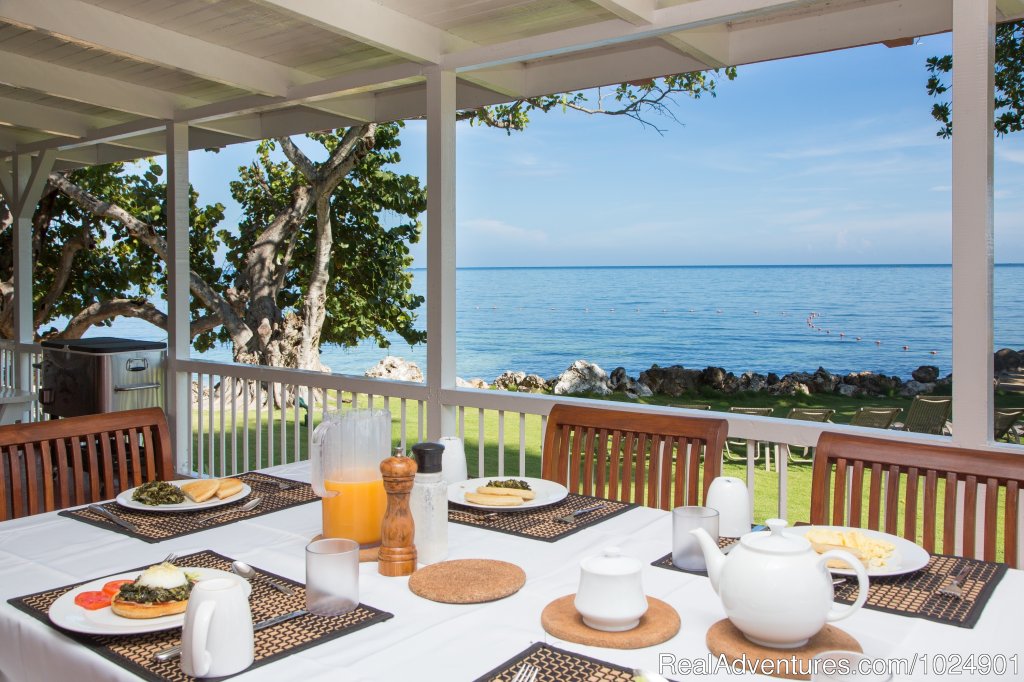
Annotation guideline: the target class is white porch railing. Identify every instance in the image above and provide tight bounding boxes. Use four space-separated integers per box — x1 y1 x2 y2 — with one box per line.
0 339 45 422
0 341 973 524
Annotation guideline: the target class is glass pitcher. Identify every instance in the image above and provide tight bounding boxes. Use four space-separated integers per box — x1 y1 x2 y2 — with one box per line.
311 408 392 546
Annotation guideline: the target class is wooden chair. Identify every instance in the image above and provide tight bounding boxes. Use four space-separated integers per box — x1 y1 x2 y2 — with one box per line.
0 407 173 521
541 403 728 510
811 431 1024 568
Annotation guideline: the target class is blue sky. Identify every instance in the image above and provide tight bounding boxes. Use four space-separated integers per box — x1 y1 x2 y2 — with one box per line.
188 32 1024 267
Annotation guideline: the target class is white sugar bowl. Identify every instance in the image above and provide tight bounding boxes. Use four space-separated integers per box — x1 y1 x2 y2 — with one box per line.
574 547 648 632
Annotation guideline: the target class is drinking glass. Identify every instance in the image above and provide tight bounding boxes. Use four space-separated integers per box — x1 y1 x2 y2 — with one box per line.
810 650 893 682
305 538 360 616
672 506 719 571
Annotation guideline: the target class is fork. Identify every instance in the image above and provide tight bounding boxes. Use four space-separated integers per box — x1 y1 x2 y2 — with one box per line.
554 503 604 524
162 552 178 564
510 662 538 682
938 565 971 598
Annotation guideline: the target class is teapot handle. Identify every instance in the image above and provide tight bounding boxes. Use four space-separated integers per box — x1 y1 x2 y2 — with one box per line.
819 550 869 622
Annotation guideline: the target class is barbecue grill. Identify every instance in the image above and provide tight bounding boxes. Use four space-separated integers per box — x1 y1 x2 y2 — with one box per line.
39 337 166 418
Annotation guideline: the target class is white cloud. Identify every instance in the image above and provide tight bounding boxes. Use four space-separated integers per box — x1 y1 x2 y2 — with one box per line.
461 218 549 244
997 148 1024 164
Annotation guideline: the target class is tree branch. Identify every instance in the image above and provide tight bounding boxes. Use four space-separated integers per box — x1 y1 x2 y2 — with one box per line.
47 171 251 345
320 125 374 182
58 299 169 339
278 137 317 182
34 233 94 327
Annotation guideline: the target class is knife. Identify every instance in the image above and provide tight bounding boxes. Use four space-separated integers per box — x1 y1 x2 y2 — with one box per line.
152 609 308 662
88 504 139 533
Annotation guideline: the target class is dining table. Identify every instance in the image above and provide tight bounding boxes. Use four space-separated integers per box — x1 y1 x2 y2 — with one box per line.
0 459 1021 681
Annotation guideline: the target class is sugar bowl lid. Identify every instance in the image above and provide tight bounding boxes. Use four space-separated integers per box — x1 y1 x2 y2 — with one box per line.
580 547 643 576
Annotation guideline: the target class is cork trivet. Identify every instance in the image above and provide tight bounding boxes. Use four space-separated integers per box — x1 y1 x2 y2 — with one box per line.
408 559 526 604
706 619 862 680
540 594 680 649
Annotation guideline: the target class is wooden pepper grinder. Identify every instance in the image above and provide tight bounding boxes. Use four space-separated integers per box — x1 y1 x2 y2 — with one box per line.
378 448 418 576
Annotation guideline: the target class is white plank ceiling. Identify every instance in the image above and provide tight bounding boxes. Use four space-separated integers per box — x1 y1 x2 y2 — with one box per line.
0 0 1021 167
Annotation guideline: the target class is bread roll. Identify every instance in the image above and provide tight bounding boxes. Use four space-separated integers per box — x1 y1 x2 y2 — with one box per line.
180 479 219 503
215 478 244 499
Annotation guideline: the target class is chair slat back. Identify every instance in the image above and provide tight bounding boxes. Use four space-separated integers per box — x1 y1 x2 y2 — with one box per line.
902 396 952 435
542 404 728 510
994 409 1024 441
786 408 834 422
0 408 173 521
812 431 1024 567
849 407 902 429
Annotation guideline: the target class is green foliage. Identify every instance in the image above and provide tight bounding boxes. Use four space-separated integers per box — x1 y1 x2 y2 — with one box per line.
213 122 425 352
927 20 1024 137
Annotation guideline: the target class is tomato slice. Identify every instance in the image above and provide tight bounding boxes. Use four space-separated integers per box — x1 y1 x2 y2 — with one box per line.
102 579 133 597
74 590 112 610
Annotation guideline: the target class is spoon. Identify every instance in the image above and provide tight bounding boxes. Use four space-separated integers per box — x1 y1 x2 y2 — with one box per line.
231 560 296 595
197 496 262 524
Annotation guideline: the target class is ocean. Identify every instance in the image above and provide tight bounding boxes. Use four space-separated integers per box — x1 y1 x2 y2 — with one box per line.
92 264 1024 382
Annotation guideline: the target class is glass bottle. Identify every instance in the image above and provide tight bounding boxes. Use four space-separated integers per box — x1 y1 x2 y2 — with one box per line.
409 442 448 565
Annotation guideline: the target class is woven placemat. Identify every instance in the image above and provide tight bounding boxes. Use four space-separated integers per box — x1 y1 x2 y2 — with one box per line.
706 619 861 681
651 536 740 575
59 472 318 543
449 493 635 542
7 550 393 682
474 642 679 682
540 594 680 649
831 554 1006 628
408 559 526 603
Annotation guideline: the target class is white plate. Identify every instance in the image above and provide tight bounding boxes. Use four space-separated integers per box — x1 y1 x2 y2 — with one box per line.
448 477 569 511
47 567 251 635
115 480 251 512
787 525 930 577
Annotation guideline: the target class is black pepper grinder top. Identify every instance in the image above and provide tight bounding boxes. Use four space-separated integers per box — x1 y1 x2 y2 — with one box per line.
411 442 444 474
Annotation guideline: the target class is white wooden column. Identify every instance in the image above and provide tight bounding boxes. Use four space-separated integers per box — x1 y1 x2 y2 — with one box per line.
950 0 996 447
11 150 54 392
425 67 457 440
165 123 191 472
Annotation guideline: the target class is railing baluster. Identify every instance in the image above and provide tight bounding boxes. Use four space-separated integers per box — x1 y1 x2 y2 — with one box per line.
417 401 424 442
207 373 216 476
458 406 465 441
219 373 226 477
519 412 527 478
196 373 205 477
477 408 485 477
497 410 505 476
230 377 238 475
293 385 300 463
778 444 789 518
187 372 196 474
400 399 408 453
255 381 262 469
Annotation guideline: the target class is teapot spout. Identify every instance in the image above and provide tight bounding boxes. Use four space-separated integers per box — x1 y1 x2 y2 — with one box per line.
690 527 726 592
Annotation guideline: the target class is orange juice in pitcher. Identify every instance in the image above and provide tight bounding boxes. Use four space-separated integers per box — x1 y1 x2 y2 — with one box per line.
321 478 387 544
311 409 392 547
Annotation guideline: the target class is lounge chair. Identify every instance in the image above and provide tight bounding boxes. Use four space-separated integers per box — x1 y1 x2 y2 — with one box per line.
783 408 835 463
891 396 952 435
677 404 712 410
724 407 773 468
994 408 1024 443
849 406 902 430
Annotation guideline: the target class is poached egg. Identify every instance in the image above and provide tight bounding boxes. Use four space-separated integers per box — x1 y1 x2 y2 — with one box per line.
137 562 188 589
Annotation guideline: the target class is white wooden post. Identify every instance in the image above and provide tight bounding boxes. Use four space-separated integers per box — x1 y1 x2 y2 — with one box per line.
425 67 457 440
165 123 192 473
950 0 995 448
12 150 54 398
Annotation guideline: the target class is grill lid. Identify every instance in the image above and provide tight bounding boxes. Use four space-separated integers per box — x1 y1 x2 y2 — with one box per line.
40 337 166 353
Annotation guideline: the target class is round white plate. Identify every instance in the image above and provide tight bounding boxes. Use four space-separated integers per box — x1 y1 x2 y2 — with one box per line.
788 525 930 577
115 480 251 512
448 477 569 511
48 567 251 635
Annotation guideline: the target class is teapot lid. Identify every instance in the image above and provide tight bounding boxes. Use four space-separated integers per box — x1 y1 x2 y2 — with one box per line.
580 547 642 576
739 519 810 554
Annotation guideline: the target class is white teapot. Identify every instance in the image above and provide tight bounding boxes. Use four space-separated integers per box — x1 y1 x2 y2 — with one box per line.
574 547 648 632
691 518 869 648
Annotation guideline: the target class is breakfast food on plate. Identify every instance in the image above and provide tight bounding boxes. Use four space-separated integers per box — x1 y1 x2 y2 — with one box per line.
131 480 186 506
181 479 221 503
805 528 896 569
109 562 197 619
215 477 244 499
478 479 536 500
464 492 524 506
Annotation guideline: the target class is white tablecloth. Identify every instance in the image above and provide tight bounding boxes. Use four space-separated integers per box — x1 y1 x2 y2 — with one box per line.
0 461 1021 681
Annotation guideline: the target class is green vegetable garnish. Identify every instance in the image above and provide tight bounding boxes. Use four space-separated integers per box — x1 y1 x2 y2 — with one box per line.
131 481 186 506
486 479 532 491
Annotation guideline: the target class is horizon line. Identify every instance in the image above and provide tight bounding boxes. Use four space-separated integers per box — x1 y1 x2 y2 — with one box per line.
409 262 1024 270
